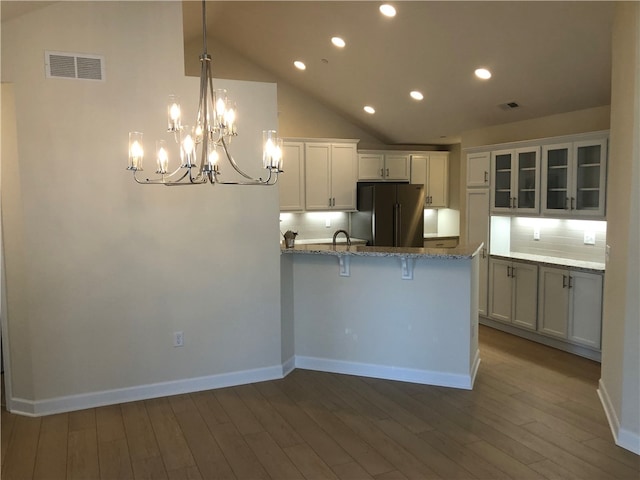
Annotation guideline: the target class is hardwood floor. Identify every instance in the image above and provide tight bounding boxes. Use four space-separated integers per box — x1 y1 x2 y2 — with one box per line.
2 326 638 479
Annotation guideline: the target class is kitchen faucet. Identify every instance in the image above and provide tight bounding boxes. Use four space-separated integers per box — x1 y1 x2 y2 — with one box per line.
332 229 351 246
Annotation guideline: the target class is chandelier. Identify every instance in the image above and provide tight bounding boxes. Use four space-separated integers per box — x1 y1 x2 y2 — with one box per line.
127 0 282 186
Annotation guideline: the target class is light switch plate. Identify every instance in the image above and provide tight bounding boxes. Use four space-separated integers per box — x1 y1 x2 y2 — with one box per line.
533 227 540 240
584 231 596 245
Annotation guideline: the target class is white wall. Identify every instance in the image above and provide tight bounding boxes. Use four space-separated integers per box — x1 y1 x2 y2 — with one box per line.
599 1 640 455
1 1 282 414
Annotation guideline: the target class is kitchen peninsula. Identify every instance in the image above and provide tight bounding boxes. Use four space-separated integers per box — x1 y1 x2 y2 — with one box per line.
281 243 483 389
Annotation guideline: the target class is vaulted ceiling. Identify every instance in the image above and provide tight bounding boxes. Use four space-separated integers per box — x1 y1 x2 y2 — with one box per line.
182 1 614 145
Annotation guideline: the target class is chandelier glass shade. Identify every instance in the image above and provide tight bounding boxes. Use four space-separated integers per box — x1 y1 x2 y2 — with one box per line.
127 1 282 186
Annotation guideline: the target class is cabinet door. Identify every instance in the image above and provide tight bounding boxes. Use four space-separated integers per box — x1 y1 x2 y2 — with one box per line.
279 142 305 211
569 271 603 349
488 259 512 323
304 143 331 210
541 143 572 214
385 154 410 181
466 189 490 316
427 153 449 207
330 143 357 210
410 155 428 205
515 147 540 213
467 152 491 187
491 150 514 212
512 261 538 330
358 153 384 181
538 266 569 339
573 138 607 217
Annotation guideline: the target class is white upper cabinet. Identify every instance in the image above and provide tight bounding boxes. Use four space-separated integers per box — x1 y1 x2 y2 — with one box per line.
467 151 491 187
491 147 540 214
410 152 449 208
305 141 357 211
358 151 410 181
279 141 305 212
541 136 607 218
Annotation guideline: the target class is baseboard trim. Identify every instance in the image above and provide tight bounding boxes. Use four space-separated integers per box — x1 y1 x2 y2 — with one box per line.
480 317 601 362
9 365 284 417
470 348 481 388
295 355 476 390
282 355 296 377
598 379 640 455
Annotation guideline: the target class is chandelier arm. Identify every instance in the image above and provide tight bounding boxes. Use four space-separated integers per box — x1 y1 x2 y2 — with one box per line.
214 167 279 186
220 136 267 182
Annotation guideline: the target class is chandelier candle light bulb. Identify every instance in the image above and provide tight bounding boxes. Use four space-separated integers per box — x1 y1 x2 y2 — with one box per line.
167 95 181 132
156 140 169 174
128 132 144 170
126 0 280 186
263 130 283 171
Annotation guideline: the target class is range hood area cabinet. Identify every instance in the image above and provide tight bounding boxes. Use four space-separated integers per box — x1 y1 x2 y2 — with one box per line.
357 151 410 182
279 138 358 212
410 152 450 208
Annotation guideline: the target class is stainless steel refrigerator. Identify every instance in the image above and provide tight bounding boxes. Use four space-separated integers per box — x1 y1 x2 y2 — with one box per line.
352 183 425 247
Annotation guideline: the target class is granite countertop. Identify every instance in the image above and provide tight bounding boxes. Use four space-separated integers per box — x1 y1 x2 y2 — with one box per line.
281 242 483 259
491 252 605 273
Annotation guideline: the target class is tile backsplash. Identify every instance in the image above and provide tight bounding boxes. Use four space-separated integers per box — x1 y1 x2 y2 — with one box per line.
279 212 350 241
491 216 606 263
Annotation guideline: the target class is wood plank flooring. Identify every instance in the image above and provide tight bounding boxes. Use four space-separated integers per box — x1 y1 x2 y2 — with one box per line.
2 326 639 479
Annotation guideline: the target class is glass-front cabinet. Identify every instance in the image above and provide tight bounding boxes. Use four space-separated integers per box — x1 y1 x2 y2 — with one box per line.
491 147 540 214
541 137 607 217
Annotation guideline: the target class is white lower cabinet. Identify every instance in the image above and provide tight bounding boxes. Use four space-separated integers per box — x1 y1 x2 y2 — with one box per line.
537 266 603 349
488 258 538 330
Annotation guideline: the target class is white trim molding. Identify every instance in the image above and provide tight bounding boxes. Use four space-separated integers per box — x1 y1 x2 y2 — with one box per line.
8 365 284 417
295 355 477 390
598 379 640 455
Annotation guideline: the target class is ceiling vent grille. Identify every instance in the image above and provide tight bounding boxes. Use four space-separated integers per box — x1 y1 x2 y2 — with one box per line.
499 101 520 111
45 51 105 81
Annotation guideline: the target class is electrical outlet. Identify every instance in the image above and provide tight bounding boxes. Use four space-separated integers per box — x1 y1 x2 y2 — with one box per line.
584 231 596 245
173 331 184 347
533 227 540 240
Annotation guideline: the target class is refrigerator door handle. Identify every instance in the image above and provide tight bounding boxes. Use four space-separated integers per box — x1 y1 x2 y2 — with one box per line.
393 203 400 246
397 203 402 246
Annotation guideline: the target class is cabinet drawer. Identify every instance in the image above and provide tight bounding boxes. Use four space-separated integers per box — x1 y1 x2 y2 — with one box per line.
424 238 458 248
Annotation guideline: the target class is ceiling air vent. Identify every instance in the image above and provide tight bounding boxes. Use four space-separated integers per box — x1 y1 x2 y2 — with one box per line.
499 101 520 111
45 51 105 81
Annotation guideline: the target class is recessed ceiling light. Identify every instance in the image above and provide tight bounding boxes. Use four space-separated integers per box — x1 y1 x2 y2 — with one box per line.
331 37 346 48
379 4 396 17
364 105 376 114
294 60 306 70
475 68 492 79
410 90 424 101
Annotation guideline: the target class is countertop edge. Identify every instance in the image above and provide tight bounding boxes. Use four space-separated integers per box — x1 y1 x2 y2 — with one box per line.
281 242 483 259
490 253 605 273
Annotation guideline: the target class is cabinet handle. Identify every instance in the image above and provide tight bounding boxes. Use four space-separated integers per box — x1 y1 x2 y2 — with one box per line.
568 276 573 289
481 247 486 258
511 266 516 277
571 197 575 210
484 171 488 183
380 168 384 178
386 168 390 177
507 266 512 277
562 275 567 288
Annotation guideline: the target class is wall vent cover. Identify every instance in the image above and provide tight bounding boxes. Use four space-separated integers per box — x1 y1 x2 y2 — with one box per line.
45 51 105 81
